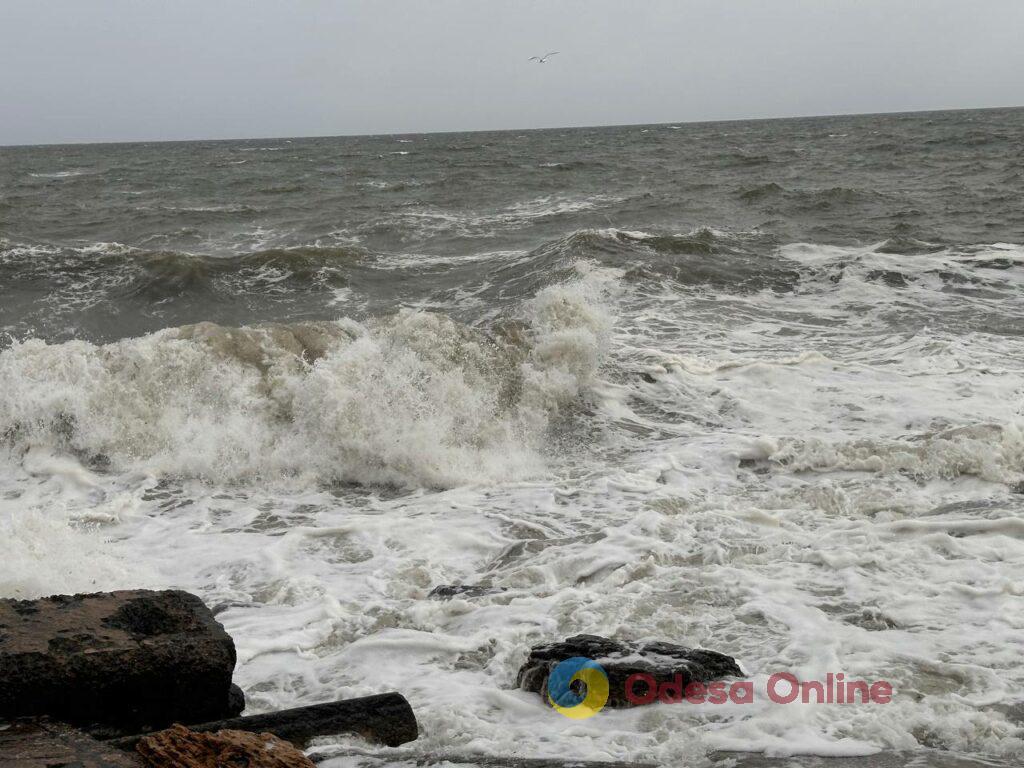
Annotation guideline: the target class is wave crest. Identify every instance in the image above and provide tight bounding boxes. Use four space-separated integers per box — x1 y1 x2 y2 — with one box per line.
0 272 614 488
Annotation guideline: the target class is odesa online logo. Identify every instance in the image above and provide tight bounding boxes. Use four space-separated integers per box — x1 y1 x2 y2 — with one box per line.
547 657 609 719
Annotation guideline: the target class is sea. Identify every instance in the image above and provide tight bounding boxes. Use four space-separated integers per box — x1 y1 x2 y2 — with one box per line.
2 107 1023 766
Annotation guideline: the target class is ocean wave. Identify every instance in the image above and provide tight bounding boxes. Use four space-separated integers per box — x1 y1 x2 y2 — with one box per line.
780 241 1024 304
874 236 946 255
382 194 624 238
537 160 590 171
737 183 891 211
0 270 615 489
157 203 266 214
28 169 91 179
4 232 1021 354
0 242 367 297
737 182 786 202
520 227 798 292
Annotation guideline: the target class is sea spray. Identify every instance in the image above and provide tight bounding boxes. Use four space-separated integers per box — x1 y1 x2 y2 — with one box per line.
0 269 615 489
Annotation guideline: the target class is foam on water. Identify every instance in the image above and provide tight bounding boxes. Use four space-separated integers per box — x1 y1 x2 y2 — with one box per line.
3 238 1023 764
0 448 158 599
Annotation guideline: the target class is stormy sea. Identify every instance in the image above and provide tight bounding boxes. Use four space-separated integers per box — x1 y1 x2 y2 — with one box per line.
2 107 1023 766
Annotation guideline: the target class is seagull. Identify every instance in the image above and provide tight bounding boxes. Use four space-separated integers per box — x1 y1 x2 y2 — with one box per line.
529 52 559 63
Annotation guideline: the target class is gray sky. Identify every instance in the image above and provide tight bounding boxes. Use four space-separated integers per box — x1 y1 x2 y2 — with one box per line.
2 0 1022 145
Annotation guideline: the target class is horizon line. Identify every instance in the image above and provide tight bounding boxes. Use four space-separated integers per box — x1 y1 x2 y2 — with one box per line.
3 102 1022 150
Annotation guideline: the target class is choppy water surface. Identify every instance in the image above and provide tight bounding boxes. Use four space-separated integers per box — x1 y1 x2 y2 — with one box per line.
2 108 1024 765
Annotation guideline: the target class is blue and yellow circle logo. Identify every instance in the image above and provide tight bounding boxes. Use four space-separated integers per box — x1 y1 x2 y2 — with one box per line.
547 657 609 719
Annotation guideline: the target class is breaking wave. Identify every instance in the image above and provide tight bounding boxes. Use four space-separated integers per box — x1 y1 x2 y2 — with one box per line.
0 270 615 489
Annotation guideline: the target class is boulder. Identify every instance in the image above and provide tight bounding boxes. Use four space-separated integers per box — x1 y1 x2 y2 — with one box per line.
0 590 244 732
0 719 143 767
135 724 315 768
516 634 742 708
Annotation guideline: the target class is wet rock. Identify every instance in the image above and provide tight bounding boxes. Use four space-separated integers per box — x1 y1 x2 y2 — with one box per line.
841 607 899 631
428 584 507 600
227 684 246 716
136 724 315 768
738 457 771 475
516 634 742 708
107 694 420 751
0 719 143 767
0 590 244 732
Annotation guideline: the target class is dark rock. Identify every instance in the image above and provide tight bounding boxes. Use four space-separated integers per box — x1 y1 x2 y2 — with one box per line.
1010 480 1024 495
516 634 742 709
227 684 246 716
738 458 771 475
0 719 143 767
107 693 419 750
428 584 507 600
0 590 244 733
135 724 315 768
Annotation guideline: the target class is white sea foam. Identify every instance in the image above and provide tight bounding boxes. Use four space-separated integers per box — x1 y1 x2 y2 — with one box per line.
394 195 625 237
0 449 158 599
3 239 1024 764
0 269 614 488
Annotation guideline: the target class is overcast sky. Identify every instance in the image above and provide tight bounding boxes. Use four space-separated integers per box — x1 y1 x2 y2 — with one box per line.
2 0 1022 145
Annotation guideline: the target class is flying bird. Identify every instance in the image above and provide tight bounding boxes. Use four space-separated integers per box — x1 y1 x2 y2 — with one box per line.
529 52 559 63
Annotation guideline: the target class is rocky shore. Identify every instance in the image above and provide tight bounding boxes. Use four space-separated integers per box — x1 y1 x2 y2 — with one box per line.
0 589 418 767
